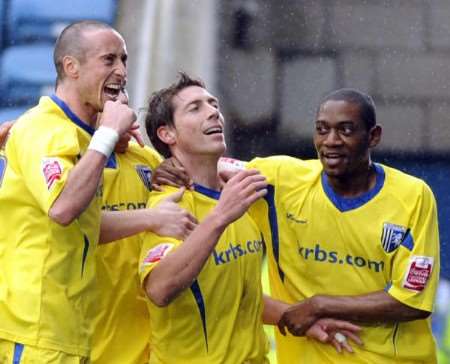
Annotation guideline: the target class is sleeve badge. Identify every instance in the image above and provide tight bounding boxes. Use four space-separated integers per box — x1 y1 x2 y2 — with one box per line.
142 243 174 266
403 255 434 292
42 157 63 190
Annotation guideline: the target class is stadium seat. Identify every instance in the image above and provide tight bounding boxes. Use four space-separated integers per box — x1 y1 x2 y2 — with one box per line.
8 0 117 44
0 105 29 123
0 43 55 106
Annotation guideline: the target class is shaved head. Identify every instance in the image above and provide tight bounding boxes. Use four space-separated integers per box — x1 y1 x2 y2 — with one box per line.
53 20 114 84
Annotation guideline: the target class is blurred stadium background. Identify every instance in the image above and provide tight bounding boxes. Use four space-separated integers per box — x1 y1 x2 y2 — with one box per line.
0 0 448 362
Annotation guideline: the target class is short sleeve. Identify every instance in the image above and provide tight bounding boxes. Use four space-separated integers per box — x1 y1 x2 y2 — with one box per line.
8 123 81 213
387 182 440 312
138 187 191 285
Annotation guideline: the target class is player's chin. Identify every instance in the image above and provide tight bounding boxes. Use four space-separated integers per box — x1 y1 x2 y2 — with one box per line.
322 164 347 179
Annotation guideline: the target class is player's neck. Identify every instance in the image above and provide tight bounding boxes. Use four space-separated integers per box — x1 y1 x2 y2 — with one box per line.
327 162 377 198
175 153 221 191
55 86 97 127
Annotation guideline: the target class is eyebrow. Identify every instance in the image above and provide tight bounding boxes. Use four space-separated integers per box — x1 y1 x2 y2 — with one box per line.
183 96 218 109
315 120 355 124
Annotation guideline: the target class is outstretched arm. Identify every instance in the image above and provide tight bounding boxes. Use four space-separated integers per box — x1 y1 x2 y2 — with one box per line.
278 290 429 337
263 295 363 353
99 188 197 244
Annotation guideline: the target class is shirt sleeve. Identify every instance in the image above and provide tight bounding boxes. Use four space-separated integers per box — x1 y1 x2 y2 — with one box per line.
10 123 81 214
387 182 440 312
138 188 191 285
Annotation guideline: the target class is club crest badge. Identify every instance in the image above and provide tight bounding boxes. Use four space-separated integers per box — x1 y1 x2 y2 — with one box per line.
136 165 152 191
381 223 406 253
42 157 63 190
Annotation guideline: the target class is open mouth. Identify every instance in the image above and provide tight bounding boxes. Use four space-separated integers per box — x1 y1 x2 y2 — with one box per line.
104 83 122 99
203 127 223 135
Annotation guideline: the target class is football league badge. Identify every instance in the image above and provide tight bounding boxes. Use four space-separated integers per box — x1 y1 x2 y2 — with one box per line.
136 165 152 191
42 157 63 190
403 256 434 291
381 222 407 253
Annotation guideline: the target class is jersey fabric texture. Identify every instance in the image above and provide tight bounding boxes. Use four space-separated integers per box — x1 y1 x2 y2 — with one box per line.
91 144 162 364
248 156 440 364
139 185 269 364
0 340 89 364
0 95 102 356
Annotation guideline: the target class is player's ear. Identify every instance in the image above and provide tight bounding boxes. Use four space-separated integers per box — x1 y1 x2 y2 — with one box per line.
157 125 176 147
368 125 382 148
63 55 81 79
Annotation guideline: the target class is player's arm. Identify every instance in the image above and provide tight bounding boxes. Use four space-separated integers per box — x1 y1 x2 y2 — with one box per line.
144 170 267 307
278 290 429 336
49 100 137 225
263 294 363 352
99 187 198 244
0 121 13 149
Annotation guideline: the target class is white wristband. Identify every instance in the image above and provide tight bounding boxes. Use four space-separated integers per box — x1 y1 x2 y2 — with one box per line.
88 126 119 157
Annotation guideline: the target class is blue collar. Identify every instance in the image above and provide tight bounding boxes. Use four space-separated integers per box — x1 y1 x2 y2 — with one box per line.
50 94 96 136
321 163 385 212
193 183 221 200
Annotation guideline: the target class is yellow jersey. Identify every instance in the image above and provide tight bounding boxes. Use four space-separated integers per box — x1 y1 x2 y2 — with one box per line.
139 185 269 364
91 144 162 364
248 156 439 364
0 95 102 356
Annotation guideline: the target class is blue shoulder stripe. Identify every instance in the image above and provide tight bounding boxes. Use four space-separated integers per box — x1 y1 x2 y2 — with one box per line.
401 229 414 251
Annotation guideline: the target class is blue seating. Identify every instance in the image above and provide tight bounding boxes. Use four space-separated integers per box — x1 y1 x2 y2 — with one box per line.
0 43 55 106
8 0 117 44
0 105 29 123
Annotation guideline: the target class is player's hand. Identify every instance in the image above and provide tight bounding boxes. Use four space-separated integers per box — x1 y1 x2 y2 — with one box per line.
114 122 145 153
213 169 267 226
152 157 193 191
0 121 14 149
150 187 198 240
305 318 363 353
278 297 318 337
98 99 137 136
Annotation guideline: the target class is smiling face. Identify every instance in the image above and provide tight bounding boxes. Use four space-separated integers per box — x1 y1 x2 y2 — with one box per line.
162 85 226 158
314 100 380 179
76 28 128 112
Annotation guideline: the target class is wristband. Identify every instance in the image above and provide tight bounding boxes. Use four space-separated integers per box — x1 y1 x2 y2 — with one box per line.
88 126 119 157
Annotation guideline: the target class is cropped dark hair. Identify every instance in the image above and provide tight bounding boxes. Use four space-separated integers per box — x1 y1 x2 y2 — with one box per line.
54 20 113 84
318 88 376 130
145 72 206 158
